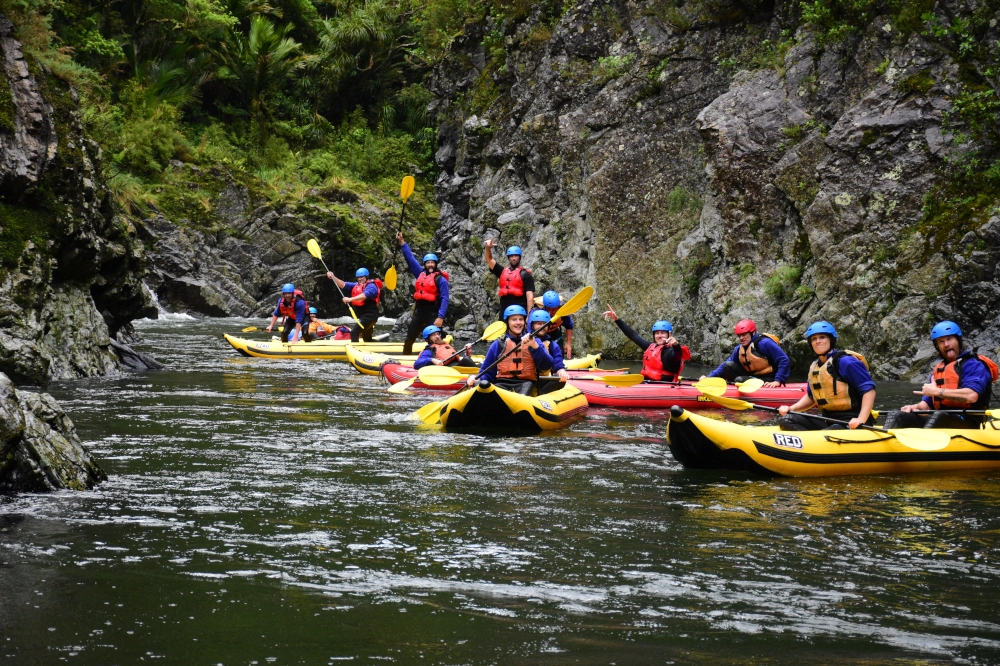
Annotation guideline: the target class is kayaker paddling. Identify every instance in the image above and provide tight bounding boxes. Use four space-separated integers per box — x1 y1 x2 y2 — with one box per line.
468 305 555 394
703 319 789 388
397 232 450 356
602 305 689 381
777 321 876 430
884 321 998 430
485 240 534 318
529 310 571 381
414 325 476 369
327 268 381 342
267 283 308 343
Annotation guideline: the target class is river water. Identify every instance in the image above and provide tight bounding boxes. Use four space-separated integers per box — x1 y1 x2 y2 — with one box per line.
2 317 1000 664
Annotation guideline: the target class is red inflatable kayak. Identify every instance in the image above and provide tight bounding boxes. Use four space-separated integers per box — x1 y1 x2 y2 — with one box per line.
381 362 628 391
567 379 809 409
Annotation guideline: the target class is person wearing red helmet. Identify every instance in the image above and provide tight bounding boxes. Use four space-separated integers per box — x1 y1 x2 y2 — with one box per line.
704 319 790 388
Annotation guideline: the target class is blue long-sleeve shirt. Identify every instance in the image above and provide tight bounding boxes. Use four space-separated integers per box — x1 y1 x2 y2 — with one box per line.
478 333 554 382
922 351 992 403
544 338 566 373
709 334 791 383
272 296 307 324
401 243 450 319
806 350 876 399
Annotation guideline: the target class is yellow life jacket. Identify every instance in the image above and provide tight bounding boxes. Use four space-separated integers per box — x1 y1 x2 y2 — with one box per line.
738 334 780 375
808 350 869 412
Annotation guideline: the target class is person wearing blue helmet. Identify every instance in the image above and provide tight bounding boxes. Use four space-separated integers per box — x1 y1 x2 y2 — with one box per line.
470 304 554 394
397 232 451 356
777 321 876 430
306 307 333 339
602 305 689 381
326 267 381 342
267 283 308 343
484 238 534 318
885 321 998 429
413 325 476 370
535 290 574 359
528 309 571 381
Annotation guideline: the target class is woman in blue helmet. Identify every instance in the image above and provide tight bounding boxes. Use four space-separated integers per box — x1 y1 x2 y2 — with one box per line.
529 310 570 381
777 321 876 430
413 325 476 370
397 232 451 355
468 305 554 395
536 290 574 359
484 238 534 318
602 305 689 381
267 283 307 343
327 268 381 342
884 321 998 429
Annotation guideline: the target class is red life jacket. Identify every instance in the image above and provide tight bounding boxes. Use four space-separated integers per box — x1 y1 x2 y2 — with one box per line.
278 292 307 321
413 270 449 302
931 352 999 409
334 325 352 340
641 344 687 381
498 266 530 297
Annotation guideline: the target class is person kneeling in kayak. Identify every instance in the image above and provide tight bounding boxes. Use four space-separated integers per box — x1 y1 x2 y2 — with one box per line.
529 310 571 383
414 326 477 370
777 321 876 430
468 305 554 395
704 319 790 388
884 321 998 430
602 305 689 381
267 283 307 343
536 290 574 359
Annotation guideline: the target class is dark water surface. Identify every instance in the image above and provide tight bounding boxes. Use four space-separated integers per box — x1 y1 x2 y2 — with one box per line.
3 318 1000 664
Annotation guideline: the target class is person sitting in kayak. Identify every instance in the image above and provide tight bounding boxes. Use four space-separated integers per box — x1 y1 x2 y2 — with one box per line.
397 232 451 356
468 305 554 395
306 307 333 339
266 283 307 343
326 268 380 342
704 319 790 387
884 321 998 430
529 309 571 381
414 325 476 370
602 305 689 381
535 290 574 359
777 321 876 430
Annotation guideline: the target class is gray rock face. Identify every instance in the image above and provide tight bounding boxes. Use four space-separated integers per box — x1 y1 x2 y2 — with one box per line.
428 1 1000 377
0 372 105 492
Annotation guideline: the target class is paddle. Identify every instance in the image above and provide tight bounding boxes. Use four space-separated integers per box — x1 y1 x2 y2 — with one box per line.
697 393 950 451
909 409 1000 417
242 326 259 332
384 175 415 292
307 238 361 325
387 322 505 394
411 286 595 424
556 374 645 387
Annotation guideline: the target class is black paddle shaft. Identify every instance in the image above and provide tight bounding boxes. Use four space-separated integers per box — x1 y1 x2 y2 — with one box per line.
759 403 889 432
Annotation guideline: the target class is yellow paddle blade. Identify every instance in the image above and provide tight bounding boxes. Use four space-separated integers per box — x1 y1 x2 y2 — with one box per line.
482 320 506 341
599 374 644 387
400 175 415 202
693 377 727 396
703 393 755 410
384 265 397 291
417 365 465 386
889 428 950 451
737 377 765 393
552 286 594 320
413 400 443 424
241 326 258 333
306 238 323 260
987 409 1000 419
387 377 416 394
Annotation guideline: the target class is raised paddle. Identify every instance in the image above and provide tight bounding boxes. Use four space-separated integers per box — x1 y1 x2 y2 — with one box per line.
307 238 361 324
387 322 506 394
384 175 416 292
697 393 950 451
411 286 595 424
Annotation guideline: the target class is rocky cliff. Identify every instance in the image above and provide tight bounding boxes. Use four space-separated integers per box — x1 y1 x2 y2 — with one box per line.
0 16 154 385
428 0 1000 377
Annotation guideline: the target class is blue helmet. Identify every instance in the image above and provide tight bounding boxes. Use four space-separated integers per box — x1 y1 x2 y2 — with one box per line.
281 283 295 294
308 307 317 314
423 253 439 264
356 268 369 278
528 310 551 325
506 246 522 257
931 321 962 341
805 320 837 341
503 305 527 320
651 320 673 333
542 291 561 309
422 325 442 339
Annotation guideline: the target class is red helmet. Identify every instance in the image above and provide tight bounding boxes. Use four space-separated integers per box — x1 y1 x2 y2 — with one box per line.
734 319 756 335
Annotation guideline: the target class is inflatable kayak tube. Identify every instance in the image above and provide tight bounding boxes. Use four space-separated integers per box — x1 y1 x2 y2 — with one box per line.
568 379 808 409
381 362 628 390
223 334 449 361
345 345 485 376
436 381 589 432
666 406 1000 477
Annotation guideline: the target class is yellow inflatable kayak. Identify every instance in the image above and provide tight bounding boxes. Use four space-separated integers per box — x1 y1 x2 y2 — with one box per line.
223 334 446 361
666 406 1000 477
344 344 484 376
435 381 589 432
